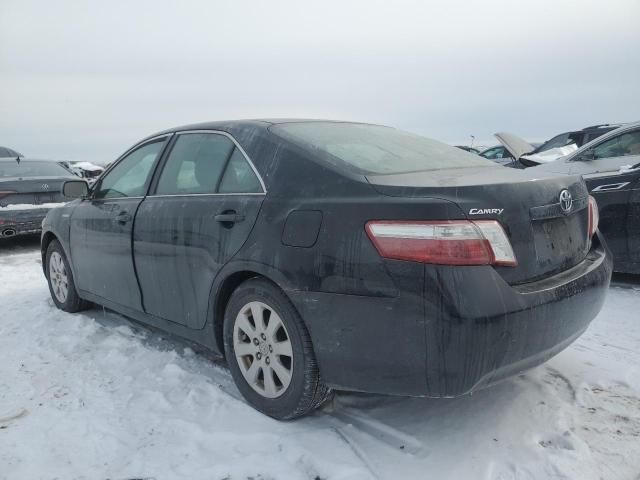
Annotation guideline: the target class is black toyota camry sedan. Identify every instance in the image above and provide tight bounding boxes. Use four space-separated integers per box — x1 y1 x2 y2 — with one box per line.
41 120 612 419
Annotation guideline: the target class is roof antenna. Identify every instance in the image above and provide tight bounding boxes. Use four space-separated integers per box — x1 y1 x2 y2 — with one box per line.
15 155 20 165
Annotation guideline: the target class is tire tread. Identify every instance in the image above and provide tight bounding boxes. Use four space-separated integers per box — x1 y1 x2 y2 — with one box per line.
224 277 332 420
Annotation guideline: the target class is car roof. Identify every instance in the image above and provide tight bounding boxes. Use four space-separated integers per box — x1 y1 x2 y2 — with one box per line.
580 123 626 132
147 119 379 139
0 146 22 157
553 123 627 137
0 157 62 163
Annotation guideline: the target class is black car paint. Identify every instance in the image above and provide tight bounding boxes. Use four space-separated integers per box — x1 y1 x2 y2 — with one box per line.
585 168 640 274
0 159 77 237
42 120 612 397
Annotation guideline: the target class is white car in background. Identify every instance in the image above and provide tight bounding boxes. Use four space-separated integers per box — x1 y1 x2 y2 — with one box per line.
59 161 105 184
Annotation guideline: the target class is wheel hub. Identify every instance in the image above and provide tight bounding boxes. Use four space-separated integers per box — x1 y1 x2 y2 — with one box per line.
258 340 270 357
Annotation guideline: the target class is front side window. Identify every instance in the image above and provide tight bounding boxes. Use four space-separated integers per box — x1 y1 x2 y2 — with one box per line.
95 140 165 199
271 122 493 175
592 130 640 159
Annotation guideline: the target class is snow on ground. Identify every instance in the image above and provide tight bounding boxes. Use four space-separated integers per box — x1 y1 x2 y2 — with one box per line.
1 238 639 480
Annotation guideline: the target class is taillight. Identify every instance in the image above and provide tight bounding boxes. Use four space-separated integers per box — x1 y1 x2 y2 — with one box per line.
365 220 517 266
0 190 16 199
588 195 599 238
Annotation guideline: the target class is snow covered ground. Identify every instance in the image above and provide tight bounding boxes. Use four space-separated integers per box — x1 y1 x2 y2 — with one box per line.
1 237 639 480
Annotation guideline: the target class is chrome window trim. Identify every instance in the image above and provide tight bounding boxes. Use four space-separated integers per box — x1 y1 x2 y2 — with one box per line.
100 133 173 179
89 196 145 201
153 129 267 195
148 192 265 198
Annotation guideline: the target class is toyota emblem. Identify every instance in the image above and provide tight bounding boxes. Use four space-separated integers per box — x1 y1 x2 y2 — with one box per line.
42 184 50 190
559 189 573 214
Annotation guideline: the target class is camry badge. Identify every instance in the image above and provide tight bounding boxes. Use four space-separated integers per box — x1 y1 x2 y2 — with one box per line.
469 208 504 215
559 189 573 214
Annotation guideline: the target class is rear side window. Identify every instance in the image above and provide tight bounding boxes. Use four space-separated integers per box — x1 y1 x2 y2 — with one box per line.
593 130 640 159
218 148 262 193
271 122 493 175
155 132 263 195
156 133 234 195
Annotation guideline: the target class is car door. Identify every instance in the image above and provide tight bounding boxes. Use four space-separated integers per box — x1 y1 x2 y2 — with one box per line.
584 170 635 268
133 131 265 328
69 135 169 310
628 169 640 267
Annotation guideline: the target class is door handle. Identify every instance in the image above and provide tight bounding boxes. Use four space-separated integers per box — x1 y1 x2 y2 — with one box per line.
214 213 245 224
115 211 132 224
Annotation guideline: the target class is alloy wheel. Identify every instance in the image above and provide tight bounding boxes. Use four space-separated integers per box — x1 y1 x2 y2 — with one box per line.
49 251 69 304
233 301 293 398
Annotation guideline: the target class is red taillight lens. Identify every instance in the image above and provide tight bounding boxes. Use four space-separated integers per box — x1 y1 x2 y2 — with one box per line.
365 220 517 266
588 195 599 238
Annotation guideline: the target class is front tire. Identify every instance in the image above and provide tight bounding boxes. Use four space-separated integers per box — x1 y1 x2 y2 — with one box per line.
223 278 331 420
46 240 88 313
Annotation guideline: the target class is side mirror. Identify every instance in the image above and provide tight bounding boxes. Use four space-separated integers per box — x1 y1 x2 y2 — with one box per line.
579 149 596 161
62 180 89 198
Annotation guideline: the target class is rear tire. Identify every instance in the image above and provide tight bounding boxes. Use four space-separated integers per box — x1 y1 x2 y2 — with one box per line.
223 278 331 420
46 240 88 313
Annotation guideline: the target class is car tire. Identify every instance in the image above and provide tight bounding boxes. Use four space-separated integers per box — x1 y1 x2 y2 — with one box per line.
223 277 332 420
46 239 89 313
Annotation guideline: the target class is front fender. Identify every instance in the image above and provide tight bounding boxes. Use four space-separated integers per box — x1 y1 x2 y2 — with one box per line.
40 200 80 277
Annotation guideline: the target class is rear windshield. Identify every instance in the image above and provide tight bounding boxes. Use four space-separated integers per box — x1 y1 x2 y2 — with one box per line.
271 122 494 175
0 161 71 178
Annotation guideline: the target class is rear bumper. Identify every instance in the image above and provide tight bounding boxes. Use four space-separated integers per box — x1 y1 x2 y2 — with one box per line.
289 234 612 396
0 208 50 236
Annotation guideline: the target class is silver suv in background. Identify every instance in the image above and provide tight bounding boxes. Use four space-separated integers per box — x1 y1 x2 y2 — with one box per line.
530 122 640 274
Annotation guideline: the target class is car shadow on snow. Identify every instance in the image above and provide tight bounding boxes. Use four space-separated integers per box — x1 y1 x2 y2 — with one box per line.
611 272 640 289
0 233 40 254
83 301 538 457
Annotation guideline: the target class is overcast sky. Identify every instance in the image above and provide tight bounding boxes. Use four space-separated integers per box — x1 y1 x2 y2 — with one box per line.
1 0 639 163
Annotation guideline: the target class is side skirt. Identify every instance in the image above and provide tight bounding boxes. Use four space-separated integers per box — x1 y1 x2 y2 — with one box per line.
78 290 222 355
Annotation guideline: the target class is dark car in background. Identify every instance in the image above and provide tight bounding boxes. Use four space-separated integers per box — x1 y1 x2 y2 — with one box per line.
0 159 77 238
531 122 640 274
42 120 611 419
0 146 23 158
479 145 514 165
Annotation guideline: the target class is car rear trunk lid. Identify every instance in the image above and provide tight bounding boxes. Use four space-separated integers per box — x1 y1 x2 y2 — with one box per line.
367 166 591 284
0 177 67 207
